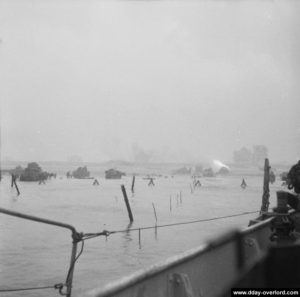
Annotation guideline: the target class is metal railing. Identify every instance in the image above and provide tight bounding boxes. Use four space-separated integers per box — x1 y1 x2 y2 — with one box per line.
0 207 82 297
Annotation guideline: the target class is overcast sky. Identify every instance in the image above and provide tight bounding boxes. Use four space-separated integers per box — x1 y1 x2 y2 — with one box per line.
1 0 299 164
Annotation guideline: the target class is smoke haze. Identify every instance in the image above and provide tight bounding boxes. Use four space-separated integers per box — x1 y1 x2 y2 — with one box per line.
1 0 299 164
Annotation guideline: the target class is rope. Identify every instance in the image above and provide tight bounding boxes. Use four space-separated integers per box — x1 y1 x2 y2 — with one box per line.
65 240 85 285
82 210 259 240
0 283 64 292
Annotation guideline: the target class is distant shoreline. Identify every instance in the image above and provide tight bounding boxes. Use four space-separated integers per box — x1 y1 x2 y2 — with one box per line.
1 160 291 178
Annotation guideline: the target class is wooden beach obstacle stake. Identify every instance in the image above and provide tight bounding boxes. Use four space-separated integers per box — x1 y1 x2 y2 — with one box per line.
152 202 158 223
14 179 20 196
121 185 134 222
11 174 20 195
151 204 158 240
170 195 172 212
138 228 141 249
131 175 135 193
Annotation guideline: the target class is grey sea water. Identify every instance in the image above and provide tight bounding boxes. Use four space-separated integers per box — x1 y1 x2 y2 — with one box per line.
0 163 285 297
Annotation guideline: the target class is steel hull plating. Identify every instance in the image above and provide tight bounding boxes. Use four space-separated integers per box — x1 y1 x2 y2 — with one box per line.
88 217 273 297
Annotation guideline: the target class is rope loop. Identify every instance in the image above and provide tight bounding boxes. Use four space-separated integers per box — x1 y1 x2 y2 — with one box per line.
54 283 66 295
72 231 84 243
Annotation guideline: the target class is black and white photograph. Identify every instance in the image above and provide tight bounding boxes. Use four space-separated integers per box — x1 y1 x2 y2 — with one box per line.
1 0 300 296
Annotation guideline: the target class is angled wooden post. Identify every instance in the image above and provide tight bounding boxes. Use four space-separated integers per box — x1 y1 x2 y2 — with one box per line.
131 176 135 193
121 185 134 222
